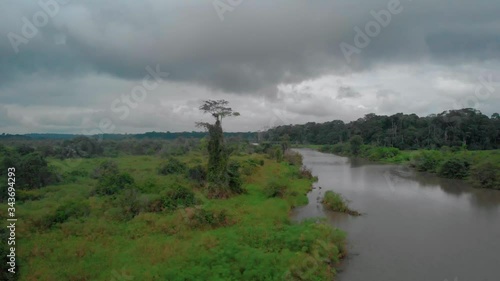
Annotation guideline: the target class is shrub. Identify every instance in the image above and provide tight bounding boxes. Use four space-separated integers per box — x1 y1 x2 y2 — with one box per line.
5 152 58 189
239 158 262 176
284 150 303 166
17 190 44 202
411 150 443 172
32 201 92 228
91 160 119 179
188 208 229 229
187 165 207 186
228 161 245 194
162 185 196 210
158 157 187 175
349 135 363 156
438 156 470 179
275 147 283 162
116 188 142 220
264 179 288 198
469 161 500 189
62 169 89 183
94 172 135 196
53 201 91 224
321 143 348 155
367 147 400 161
298 166 314 179
322 191 360 215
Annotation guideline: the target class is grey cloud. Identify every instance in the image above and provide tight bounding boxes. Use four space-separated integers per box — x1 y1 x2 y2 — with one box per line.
2 0 500 95
1 0 500 134
337 86 361 99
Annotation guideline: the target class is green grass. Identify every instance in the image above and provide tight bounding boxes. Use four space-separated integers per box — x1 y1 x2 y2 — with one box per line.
12 152 346 280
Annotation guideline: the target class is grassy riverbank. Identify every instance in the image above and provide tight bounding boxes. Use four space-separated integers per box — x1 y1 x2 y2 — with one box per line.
295 144 500 189
3 151 346 280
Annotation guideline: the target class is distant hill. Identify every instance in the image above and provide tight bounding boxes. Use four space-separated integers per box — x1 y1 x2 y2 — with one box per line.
0 131 258 141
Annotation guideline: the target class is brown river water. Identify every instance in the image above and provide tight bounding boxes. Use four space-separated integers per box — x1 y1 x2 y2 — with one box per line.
291 149 500 281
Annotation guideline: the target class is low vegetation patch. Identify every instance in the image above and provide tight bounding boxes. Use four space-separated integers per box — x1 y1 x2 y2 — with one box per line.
322 191 361 216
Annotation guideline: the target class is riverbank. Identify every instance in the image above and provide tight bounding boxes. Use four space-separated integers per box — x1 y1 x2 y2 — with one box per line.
7 152 346 280
292 148 500 281
293 144 500 189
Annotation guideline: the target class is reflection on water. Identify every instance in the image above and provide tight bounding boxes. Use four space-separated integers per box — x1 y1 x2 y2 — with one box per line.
292 149 500 281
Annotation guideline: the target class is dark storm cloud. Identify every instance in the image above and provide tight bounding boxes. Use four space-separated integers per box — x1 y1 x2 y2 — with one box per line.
2 0 500 94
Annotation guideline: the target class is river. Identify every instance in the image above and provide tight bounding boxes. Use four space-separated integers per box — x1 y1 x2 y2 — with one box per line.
291 149 500 281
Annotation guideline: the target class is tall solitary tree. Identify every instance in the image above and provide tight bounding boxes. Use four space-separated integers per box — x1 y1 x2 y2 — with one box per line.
196 100 241 198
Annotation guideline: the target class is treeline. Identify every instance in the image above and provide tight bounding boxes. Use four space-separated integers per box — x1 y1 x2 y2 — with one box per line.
0 131 257 141
264 108 500 150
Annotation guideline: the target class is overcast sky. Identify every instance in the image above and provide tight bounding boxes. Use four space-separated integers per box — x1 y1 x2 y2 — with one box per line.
1 0 499 134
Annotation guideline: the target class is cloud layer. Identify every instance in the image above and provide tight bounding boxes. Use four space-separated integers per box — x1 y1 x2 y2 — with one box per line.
1 0 499 133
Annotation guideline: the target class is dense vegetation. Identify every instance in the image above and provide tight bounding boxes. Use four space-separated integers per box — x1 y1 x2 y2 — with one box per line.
265 109 500 150
0 131 257 142
319 143 500 189
0 101 349 280
322 191 360 216
0 138 348 280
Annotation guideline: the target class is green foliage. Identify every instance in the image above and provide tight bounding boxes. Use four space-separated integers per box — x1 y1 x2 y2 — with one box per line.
3 152 59 189
438 156 471 179
264 178 289 198
17 190 44 201
275 147 284 162
240 159 259 176
158 157 187 175
189 208 229 229
265 108 500 150
228 161 245 194
91 160 119 179
62 168 89 183
469 160 500 189
411 150 444 172
9 149 346 281
197 101 245 198
95 172 135 196
53 201 91 224
206 120 230 191
31 201 92 230
284 150 303 166
322 191 349 212
322 191 360 215
162 185 197 210
366 147 400 161
349 135 363 156
116 188 143 220
187 165 207 186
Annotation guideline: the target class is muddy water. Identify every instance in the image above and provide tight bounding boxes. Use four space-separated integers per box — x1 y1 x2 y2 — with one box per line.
291 149 500 281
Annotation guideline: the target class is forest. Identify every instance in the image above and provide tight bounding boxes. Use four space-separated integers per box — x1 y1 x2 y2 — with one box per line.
263 108 500 150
